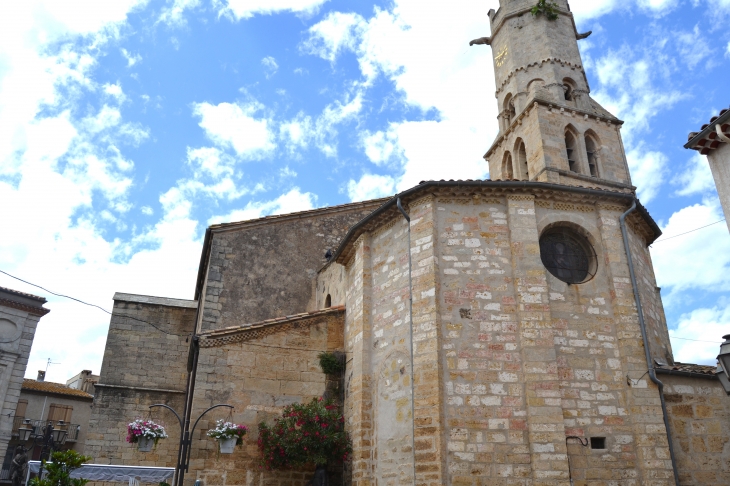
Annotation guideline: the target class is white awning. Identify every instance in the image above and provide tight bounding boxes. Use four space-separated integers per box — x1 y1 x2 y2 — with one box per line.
27 462 174 483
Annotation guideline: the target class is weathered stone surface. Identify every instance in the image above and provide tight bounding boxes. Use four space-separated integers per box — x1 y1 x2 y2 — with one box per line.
200 201 384 332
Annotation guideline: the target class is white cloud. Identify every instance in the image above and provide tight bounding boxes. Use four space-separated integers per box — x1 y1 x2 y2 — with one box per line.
302 0 496 185
262 56 279 78
347 173 396 202
193 101 275 158
103 83 125 101
672 153 716 197
301 12 364 62
361 129 400 166
120 48 142 67
208 188 317 224
626 147 667 203
670 305 729 365
218 0 329 20
726 41 730 57
675 25 712 69
141 206 154 215
651 199 730 297
158 0 201 26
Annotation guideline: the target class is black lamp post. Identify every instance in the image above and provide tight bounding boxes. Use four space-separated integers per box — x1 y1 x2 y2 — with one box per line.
147 403 233 486
17 420 69 479
717 334 730 395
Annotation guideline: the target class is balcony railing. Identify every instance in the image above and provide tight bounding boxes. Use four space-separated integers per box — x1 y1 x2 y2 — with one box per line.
11 419 81 442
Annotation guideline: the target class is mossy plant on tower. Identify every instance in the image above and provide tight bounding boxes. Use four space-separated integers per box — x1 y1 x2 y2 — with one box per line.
531 0 559 20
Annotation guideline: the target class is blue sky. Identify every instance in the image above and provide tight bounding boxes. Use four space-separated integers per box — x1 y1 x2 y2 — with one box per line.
1 0 729 383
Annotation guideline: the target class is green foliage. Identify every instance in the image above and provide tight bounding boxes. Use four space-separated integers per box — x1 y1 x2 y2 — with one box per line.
257 398 352 470
317 352 343 375
29 450 92 486
159 483 170 486
531 0 559 21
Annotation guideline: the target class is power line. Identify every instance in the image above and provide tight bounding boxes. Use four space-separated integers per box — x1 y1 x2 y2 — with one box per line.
0 269 187 337
652 219 726 244
670 336 723 344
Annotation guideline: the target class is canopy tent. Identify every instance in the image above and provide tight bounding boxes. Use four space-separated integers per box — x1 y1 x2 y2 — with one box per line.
26 461 174 485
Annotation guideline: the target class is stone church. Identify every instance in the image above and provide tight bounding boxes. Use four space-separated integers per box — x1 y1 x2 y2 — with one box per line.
87 1 730 485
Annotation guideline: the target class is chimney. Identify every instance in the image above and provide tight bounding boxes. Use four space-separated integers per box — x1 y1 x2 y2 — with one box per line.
37 370 45 382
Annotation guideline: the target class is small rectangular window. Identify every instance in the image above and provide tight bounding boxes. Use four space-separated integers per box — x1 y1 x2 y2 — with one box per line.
590 437 606 450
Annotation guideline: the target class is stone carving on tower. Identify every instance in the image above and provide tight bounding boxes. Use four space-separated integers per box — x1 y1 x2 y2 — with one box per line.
474 0 633 191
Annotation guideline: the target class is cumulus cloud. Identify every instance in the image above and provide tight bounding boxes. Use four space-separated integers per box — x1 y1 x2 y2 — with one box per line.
158 0 201 25
193 101 275 158
218 0 330 20
120 48 141 67
302 0 495 186
651 199 730 298
208 188 317 224
262 56 279 78
346 173 396 202
672 153 716 197
626 147 668 203
670 305 730 365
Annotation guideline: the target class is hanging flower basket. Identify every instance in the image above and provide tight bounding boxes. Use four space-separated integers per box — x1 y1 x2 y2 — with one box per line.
127 419 168 452
207 419 248 454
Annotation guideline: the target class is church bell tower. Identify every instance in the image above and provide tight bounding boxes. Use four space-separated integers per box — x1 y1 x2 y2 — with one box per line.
480 0 633 192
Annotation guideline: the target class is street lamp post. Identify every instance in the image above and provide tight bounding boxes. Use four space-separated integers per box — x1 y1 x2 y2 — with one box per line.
148 403 233 486
17 420 69 480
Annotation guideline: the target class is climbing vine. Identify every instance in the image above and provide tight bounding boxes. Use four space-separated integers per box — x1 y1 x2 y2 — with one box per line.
531 0 559 21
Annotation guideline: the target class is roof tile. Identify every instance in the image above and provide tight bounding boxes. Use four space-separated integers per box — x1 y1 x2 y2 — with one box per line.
22 379 94 399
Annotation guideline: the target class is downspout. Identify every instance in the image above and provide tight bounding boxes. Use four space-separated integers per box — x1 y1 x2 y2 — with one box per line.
396 197 417 486
619 200 679 486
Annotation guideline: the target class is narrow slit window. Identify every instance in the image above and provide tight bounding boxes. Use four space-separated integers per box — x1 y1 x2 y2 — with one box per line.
585 136 598 177
324 294 331 308
503 152 514 179
565 131 579 173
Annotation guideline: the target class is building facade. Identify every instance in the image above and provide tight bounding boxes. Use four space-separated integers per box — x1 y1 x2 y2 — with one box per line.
685 106 730 233
87 1 730 485
0 287 49 471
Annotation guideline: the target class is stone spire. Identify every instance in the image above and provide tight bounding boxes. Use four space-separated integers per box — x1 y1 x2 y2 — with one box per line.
479 0 634 191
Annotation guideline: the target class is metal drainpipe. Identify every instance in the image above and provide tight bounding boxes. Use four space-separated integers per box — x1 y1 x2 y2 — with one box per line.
396 197 417 486
619 200 680 486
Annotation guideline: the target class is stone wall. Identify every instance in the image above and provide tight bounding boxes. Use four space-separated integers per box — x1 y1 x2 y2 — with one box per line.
316 262 347 310
0 288 48 463
662 375 730 486
87 294 196 465
707 143 730 233
186 310 345 486
338 191 674 485
199 201 385 333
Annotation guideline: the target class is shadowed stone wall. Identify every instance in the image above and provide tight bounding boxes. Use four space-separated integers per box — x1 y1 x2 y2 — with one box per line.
199 201 385 334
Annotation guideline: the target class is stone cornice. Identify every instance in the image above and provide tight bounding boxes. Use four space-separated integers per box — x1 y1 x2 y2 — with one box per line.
495 57 586 97
199 306 345 348
0 298 50 317
94 383 185 394
332 181 662 266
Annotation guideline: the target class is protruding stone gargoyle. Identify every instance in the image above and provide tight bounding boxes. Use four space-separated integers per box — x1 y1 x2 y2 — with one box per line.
576 30 592 40
469 36 491 46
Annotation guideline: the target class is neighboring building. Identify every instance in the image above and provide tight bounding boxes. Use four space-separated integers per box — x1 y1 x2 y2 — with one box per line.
87 1 730 485
0 373 93 481
66 370 99 395
0 287 49 469
685 106 730 233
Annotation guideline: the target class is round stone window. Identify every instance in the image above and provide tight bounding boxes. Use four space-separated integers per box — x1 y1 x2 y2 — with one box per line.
539 228 596 284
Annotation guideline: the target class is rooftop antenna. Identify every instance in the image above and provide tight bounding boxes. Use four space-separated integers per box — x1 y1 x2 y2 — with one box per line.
39 358 61 421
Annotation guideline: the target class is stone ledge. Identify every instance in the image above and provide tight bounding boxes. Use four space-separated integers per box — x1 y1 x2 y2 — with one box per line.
113 293 198 309
94 383 186 394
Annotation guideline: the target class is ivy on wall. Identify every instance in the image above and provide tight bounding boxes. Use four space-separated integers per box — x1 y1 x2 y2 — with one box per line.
531 0 559 21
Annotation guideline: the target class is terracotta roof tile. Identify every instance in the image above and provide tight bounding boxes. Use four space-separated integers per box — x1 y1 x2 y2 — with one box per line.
0 286 46 303
200 306 345 340
656 362 718 378
22 379 94 399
